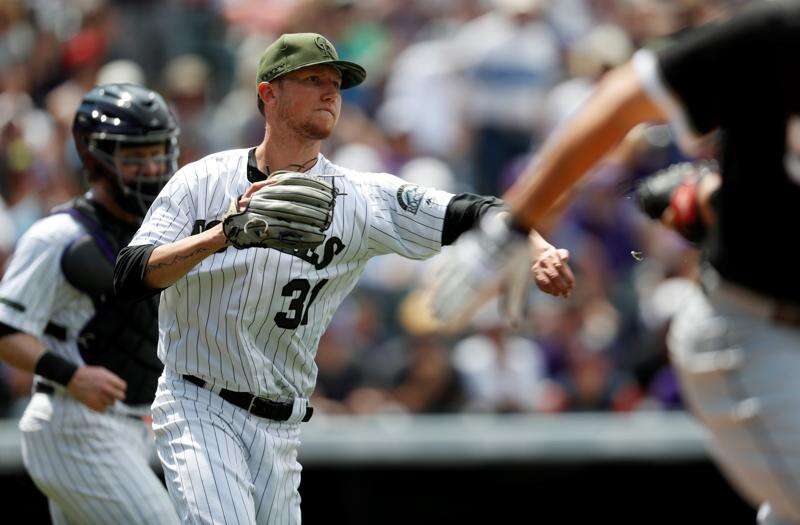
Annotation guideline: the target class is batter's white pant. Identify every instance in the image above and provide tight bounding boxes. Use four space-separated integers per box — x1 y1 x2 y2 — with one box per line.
669 277 800 525
151 369 303 525
19 390 179 525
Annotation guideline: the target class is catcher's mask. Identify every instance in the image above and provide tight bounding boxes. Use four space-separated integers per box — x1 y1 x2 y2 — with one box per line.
73 83 180 216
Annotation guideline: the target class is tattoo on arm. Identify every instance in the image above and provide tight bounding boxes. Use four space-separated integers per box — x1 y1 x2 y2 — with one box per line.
145 247 212 275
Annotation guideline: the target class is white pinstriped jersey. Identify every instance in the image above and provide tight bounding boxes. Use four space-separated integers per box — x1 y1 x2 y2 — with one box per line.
1 205 178 525
130 149 453 400
0 213 95 367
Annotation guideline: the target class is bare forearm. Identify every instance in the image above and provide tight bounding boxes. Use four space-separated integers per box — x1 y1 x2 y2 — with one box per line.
144 224 229 288
505 63 667 230
0 332 46 373
529 229 554 257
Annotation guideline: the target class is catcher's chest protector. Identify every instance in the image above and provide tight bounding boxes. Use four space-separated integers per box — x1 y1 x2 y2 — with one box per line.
54 197 163 405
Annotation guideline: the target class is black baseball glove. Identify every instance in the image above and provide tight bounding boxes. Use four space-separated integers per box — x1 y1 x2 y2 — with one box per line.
634 161 716 244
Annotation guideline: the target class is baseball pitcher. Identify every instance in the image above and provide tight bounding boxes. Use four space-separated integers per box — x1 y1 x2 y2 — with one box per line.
114 33 572 524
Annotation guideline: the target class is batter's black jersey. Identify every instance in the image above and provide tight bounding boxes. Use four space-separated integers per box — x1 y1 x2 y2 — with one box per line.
634 0 800 302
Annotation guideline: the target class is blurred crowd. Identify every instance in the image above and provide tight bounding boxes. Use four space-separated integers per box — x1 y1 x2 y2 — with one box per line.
0 0 748 416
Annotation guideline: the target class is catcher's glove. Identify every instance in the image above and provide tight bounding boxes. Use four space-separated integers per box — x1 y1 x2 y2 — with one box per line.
223 171 337 251
634 161 716 244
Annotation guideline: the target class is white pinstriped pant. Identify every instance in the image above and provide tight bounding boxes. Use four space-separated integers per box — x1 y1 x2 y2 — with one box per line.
151 369 303 525
19 391 179 525
669 280 800 525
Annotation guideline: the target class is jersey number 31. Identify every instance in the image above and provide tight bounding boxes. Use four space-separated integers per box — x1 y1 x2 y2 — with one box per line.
274 279 329 330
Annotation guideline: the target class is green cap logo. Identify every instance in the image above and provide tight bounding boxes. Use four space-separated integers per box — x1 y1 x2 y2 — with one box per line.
315 37 336 60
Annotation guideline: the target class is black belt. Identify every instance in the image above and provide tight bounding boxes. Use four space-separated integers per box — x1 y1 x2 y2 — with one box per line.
183 375 313 423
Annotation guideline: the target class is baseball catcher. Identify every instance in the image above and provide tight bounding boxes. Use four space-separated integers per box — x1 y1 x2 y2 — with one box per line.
0 83 179 524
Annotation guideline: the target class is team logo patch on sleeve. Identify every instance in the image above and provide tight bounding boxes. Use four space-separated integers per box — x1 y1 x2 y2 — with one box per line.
396 184 425 214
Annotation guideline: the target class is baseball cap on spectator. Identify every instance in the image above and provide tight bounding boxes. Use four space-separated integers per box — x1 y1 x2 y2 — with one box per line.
399 157 457 194
164 54 210 98
256 33 366 90
63 27 107 71
96 59 145 86
397 290 442 337
568 24 633 78
493 0 545 15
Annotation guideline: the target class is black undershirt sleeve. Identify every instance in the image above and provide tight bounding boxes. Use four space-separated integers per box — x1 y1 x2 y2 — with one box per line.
113 244 163 304
441 193 505 246
0 321 20 338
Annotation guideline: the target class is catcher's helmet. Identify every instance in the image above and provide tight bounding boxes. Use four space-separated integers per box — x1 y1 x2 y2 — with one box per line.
73 83 180 216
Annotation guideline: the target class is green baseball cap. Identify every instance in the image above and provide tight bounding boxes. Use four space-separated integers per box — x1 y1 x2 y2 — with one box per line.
256 33 366 90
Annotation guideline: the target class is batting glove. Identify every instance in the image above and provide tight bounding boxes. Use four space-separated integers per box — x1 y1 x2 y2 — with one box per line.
430 212 533 332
